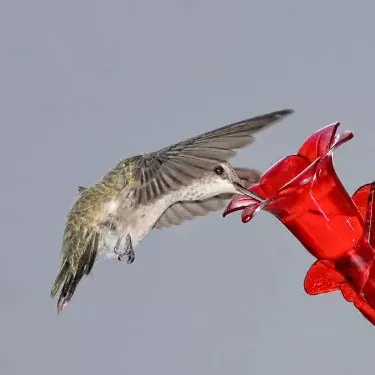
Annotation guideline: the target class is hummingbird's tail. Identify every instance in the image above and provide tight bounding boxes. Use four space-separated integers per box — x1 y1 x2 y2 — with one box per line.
50 231 99 313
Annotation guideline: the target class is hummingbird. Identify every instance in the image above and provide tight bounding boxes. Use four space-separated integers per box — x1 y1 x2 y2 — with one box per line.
51 108 294 312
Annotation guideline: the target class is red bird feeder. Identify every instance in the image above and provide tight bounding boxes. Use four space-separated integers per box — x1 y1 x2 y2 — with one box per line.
223 123 375 325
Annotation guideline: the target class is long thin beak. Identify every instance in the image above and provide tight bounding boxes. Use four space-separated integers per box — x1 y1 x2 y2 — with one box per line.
234 182 262 200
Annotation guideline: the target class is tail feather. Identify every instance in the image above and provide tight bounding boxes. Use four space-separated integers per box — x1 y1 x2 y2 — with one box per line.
51 232 100 313
50 259 69 298
86 232 99 275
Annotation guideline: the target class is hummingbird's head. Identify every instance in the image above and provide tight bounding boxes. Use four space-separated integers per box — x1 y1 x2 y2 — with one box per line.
209 162 261 197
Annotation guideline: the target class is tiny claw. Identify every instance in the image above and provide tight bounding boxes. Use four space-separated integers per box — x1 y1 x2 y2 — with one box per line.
127 251 135 264
114 235 134 263
117 252 135 264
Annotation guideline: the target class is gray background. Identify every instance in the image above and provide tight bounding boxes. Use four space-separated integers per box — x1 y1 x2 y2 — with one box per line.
1 1 374 374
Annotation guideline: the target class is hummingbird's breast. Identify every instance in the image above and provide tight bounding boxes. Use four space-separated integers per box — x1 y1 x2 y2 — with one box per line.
99 174 236 253
116 192 177 246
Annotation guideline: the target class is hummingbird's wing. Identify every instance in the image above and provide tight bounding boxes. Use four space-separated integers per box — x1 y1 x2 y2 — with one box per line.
129 109 293 206
153 193 233 228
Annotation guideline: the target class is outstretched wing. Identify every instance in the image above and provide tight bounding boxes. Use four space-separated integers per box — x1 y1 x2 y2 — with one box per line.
125 109 293 207
153 193 233 229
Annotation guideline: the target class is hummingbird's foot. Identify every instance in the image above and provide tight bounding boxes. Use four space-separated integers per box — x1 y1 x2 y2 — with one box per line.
124 234 135 264
114 234 135 264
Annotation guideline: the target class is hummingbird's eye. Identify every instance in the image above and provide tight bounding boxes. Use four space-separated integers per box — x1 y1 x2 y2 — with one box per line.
214 166 224 175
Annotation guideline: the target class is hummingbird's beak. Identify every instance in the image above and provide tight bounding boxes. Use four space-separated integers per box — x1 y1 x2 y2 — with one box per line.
233 182 261 200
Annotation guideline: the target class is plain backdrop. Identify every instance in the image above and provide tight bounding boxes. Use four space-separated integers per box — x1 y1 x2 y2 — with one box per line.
1 1 375 374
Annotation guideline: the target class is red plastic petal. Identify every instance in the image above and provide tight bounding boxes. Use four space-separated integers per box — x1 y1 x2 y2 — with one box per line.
257 155 310 198
312 155 363 218
333 182 375 297
277 158 319 196
353 183 374 217
305 261 375 325
241 203 261 223
331 130 354 150
304 260 344 295
297 123 339 162
222 195 261 217
271 155 365 260
248 183 265 199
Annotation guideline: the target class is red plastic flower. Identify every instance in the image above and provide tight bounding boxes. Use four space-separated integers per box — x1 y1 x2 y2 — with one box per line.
223 123 375 325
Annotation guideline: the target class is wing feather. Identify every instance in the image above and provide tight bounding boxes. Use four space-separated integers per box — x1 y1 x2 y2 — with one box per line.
153 193 234 229
119 109 293 207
